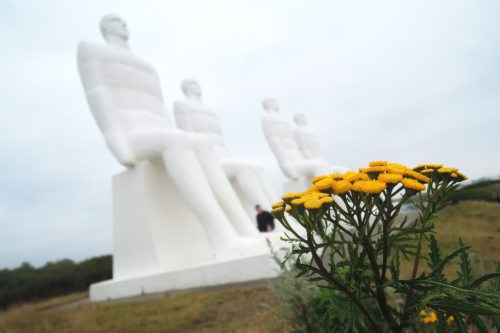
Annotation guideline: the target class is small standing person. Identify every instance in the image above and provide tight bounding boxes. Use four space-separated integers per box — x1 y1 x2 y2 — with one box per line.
255 205 275 232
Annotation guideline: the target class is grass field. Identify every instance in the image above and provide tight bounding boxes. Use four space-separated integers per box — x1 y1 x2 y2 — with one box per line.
1 200 499 333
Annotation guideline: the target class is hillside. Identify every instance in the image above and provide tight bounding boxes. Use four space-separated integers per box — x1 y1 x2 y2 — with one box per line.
1 200 499 333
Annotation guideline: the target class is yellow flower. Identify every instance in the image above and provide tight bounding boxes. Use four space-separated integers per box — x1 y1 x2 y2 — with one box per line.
343 172 369 182
378 173 403 184
314 177 334 191
437 167 458 174
386 163 407 175
271 206 284 216
369 160 388 167
342 171 359 182
351 180 367 192
419 310 427 316
285 206 292 213
282 192 303 201
300 194 322 201
420 168 435 174
359 173 370 180
422 311 438 324
361 180 387 194
311 175 328 184
329 173 344 180
404 169 430 184
304 199 323 210
291 198 306 206
308 192 329 198
320 196 334 204
401 178 426 191
447 316 454 325
413 164 443 172
435 167 467 182
271 201 284 209
332 180 352 194
360 166 387 173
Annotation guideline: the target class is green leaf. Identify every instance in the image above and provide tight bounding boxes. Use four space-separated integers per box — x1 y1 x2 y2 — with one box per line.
411 280 500 300
430 245 470 280
470 314 489 333
390 251 400 282
452 311 468 333
469 272 500 290
457 238 473 287
427 235 442 269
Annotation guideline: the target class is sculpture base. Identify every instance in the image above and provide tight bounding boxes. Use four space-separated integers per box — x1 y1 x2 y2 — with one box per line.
90 252 279 301
90 160 288 301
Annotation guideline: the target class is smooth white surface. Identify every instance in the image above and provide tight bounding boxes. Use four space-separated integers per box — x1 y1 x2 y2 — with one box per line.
77 15 282 300
90 252 280 301
293 113 323 160
174 79 277 218
262 98 339 191
293 113 348 174
77 14 265 252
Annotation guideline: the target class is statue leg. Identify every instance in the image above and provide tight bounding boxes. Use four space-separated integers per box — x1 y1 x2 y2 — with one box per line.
253 166 278 204
128 130 261 253
189 136 260 237
232 168 272 209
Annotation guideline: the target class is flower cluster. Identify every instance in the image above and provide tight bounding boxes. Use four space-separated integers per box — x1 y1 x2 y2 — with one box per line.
419 310 454 325
271 161 467 217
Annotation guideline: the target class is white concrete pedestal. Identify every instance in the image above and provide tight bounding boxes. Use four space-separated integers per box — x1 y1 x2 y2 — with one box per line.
89 160 283 301
90 252 279 301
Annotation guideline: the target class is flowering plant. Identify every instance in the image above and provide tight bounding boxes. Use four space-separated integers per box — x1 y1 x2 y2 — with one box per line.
272 162 500 333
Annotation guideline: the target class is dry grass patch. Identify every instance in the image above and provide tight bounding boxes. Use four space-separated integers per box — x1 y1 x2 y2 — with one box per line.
0 288 280 333
399 200 500 278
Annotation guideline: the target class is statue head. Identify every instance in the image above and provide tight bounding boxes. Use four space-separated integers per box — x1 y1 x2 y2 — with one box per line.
293 113 308 127
181 78 202 101
100 14 129 47
262 98 279 114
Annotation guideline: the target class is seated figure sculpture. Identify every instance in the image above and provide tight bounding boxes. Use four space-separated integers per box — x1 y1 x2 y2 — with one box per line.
77 15 265 260
293 113 348 172
174 79 277 219
261 98 343 192
293 113 323 159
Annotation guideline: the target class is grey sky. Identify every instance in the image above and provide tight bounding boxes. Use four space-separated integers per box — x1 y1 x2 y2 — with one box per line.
1 0 499 268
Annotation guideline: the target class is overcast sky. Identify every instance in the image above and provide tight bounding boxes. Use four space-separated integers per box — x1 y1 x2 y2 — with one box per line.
1 0 499 269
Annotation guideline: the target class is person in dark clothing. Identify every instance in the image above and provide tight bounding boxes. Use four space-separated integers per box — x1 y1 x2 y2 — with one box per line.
255 204 275 232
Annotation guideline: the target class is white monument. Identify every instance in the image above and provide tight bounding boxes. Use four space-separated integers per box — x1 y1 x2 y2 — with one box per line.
262 98 346 192
293 113 324 160
77 14 279 301
174 79 277 220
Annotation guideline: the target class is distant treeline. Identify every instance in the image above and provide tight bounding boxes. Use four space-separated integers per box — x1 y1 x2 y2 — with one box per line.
449 179 500 203
0 255 111 309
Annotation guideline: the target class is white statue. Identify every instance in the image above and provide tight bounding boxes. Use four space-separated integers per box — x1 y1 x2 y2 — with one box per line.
77 14 262 253
174 79 277 217
293 113 323 159
261 98 332 183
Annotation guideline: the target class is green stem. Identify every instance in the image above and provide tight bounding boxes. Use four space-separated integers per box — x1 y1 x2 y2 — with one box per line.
305 231 383 333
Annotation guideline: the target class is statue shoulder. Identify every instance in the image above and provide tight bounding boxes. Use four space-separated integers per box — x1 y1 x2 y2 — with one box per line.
77 41 104 62
173 100 189 113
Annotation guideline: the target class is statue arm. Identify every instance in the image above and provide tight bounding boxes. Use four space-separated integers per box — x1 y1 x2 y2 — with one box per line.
173 101 193 132
77 42 135 166
262 120 298 179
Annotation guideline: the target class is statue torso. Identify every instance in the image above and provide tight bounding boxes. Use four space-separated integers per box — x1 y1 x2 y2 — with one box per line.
262 114 303 162
295 127 323 159
174 99 230 159
78 41 172 134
